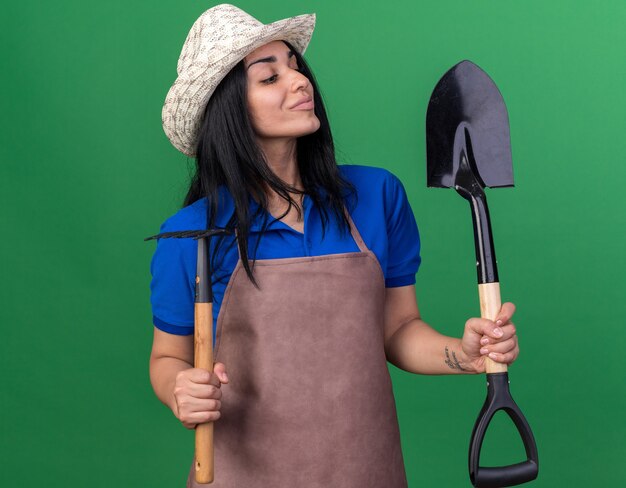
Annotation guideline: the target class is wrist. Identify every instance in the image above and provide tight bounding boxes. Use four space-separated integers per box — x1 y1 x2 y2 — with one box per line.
444 339 477 374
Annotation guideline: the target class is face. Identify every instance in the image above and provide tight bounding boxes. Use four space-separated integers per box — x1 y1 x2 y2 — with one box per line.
244 41 320 143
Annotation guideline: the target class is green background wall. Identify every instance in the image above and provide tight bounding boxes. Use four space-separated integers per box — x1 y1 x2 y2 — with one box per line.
2 0 625 486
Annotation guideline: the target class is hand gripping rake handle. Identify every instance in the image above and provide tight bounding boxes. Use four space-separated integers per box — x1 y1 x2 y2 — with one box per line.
146 228 231 484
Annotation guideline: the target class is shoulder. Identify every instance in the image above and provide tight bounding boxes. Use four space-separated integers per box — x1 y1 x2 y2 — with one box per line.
157 187 235 233
158 198 207 233
338 164 399 189
337 165 421 285
338 164 407 211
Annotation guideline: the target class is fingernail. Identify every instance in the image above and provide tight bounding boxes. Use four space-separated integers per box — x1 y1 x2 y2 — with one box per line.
480 347 489 355
489 353 497 360
480 337 489 346
222 373 228 382
496 319 503 326
494 327 503 337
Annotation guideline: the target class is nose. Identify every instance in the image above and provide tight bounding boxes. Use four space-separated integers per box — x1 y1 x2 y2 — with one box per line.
290 69 310 92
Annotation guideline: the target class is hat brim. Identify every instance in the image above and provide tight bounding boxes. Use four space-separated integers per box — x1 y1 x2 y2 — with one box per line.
162 13 316 157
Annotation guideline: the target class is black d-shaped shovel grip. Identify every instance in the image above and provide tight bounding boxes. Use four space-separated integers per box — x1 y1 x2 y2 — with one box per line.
469 373 538 487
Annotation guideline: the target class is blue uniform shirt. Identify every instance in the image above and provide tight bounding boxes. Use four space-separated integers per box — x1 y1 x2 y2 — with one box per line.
150 165 421 336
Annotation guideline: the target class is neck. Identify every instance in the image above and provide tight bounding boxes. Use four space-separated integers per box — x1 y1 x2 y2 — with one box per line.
257 137 301 189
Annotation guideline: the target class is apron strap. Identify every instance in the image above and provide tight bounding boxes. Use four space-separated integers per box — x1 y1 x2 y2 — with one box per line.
344 209 369 253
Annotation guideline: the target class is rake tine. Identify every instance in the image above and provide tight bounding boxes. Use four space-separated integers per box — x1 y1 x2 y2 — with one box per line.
144 228 232 241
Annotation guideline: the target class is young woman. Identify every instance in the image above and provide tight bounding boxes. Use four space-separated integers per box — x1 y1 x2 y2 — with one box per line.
149 5 519 487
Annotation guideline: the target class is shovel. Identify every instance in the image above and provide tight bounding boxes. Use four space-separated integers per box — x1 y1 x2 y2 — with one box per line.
146 228 231 484
425 60 539 487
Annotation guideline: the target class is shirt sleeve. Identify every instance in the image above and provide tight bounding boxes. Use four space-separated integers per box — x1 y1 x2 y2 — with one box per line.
383 173 421 287
149 219 196 335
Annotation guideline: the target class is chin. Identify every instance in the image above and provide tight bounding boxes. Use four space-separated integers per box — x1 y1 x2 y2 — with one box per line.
297 118 321 137
258 117 321 139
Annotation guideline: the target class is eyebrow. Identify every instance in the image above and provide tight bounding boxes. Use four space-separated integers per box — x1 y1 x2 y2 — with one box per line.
246 50 295 70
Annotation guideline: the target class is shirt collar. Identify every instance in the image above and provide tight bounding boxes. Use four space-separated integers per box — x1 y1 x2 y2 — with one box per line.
214 186 314 233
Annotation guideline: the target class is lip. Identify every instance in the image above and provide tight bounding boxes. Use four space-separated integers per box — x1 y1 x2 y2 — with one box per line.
291 96 314 110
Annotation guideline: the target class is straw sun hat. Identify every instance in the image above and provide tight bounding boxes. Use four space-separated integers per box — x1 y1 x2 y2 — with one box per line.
162 4 316 157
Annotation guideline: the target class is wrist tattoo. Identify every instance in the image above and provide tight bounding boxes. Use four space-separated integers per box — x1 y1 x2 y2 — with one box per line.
444 346 468 372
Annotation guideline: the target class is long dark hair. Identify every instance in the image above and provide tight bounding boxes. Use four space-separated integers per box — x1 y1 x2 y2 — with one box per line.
184 41 354 284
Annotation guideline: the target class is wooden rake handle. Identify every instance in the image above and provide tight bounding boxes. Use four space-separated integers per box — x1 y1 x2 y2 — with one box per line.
194 301 214 484
145 229 231 484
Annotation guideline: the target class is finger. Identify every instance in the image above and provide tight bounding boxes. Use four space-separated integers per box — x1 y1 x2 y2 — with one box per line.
213 362 229 384
495 302 516 326
498 323 517 341
182 410 221 425
467 318 504 341
480 337 517 356
179 368 212 385
480 325 516 346
181 367 221 388
194 399 221 413
208 371 223 388
182 383 222 400
177 397 222 416
485 347 518 364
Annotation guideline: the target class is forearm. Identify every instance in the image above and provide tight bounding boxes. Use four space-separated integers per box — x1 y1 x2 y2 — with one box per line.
385 319 476 375
149 355 193 413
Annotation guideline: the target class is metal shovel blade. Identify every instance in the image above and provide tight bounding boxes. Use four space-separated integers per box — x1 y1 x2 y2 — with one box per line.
426 60 514 190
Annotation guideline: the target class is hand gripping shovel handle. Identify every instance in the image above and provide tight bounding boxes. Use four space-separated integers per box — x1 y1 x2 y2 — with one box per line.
460 152 538 487
469 282 538 488
479 283 507 375
426 60 539 487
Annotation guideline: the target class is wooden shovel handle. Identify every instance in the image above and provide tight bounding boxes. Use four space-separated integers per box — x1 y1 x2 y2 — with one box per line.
194 302 214 484
478 283 507 374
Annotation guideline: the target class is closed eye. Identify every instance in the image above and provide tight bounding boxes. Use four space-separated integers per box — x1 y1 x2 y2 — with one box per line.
262 74 278 84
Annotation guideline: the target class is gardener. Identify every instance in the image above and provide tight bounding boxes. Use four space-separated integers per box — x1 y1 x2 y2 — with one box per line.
149 4 519 487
